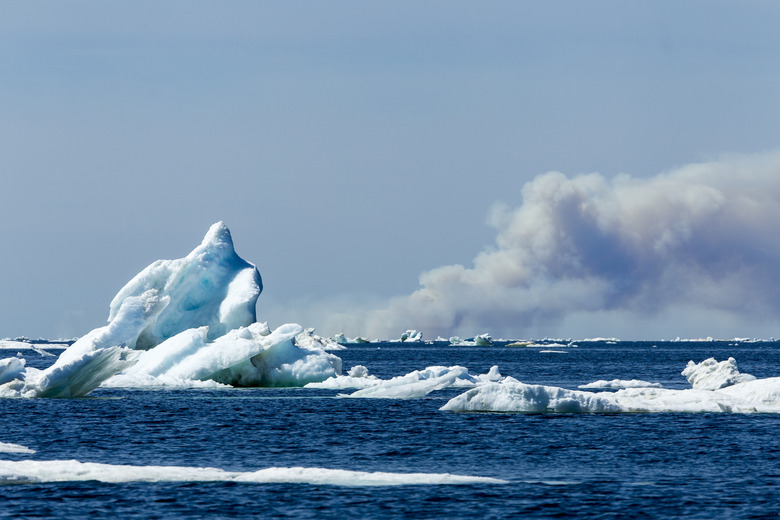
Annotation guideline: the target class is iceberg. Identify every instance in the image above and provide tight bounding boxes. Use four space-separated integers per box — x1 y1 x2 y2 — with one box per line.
473 333 493 346
397 330 423 343
0 223 341 397
108 222 262 348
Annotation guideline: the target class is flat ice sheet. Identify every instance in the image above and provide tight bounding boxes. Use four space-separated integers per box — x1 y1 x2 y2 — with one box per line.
0 460 506 486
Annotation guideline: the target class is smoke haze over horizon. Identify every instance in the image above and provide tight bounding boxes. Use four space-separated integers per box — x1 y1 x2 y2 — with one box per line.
288 152 780 340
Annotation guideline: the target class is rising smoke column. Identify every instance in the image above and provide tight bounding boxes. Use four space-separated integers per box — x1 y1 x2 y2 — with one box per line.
333 151 780 339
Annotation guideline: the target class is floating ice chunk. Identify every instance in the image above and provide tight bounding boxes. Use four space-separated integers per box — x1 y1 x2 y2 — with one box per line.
108 222 262 349
578 379 663 390
304 365 380 390
479 365 503 382
333 334 370 344
441 379 624 413
449 334 493 347
0 442 35 454
342 365 503 399
0 459 506 486
0 358 26 385
682 357 756 390
296 328 346 351
441 367 780 414
398 330 423 342
473 334 493 346
505 340 532 347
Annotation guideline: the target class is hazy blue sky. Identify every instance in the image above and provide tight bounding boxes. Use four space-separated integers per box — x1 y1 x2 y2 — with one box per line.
3 1 780 340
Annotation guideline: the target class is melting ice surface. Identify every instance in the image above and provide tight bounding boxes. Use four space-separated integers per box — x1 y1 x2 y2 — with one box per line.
0 223 341 397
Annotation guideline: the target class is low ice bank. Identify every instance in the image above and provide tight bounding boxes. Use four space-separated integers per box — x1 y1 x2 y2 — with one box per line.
0 223 341 397
0 459 506 486
441 358 780 414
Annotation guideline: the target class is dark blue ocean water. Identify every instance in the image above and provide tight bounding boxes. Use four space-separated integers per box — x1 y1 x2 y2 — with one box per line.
2 340 780 519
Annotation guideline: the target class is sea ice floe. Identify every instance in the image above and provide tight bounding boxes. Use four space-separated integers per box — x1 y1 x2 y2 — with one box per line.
681 357 756 390
339 365 504 399
0 460 506 486
441 359 780 414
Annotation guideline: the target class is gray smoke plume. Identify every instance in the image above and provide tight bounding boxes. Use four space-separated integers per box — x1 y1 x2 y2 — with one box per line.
321 152 780 339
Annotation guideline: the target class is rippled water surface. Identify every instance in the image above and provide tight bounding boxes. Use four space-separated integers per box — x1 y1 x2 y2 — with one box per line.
2 340 780 519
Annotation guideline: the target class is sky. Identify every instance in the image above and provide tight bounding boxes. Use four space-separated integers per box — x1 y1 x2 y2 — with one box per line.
2 1 780 341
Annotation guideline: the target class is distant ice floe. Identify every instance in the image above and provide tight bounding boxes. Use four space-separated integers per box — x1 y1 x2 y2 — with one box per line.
0 223 341 397
332 333 371 345
441 358 780 414
394 330 423 343
0 460 506 486
449 334 493 346
506 341 577 348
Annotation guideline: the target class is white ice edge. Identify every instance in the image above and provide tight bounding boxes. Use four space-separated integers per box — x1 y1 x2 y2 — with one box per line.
0 460 506 486
0 442 35 454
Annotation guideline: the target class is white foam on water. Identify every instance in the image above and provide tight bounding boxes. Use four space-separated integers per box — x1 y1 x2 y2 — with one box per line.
0 460 506 486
